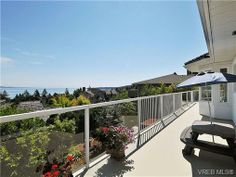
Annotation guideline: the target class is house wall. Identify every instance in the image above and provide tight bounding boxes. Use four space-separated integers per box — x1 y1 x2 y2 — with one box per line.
199 99 215 117
196 62 234 120
195 0 236 122
212 63 233 120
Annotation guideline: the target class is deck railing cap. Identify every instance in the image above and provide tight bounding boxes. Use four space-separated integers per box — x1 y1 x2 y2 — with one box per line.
0 91 195 123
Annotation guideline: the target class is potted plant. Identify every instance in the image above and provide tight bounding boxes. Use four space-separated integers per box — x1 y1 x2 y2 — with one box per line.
95 125 134 160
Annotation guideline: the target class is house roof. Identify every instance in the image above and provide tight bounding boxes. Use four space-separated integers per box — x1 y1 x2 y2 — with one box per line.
184 53 210 66
133 73 193 85
17 101 44 111
104 89 118 95
84 90 95 97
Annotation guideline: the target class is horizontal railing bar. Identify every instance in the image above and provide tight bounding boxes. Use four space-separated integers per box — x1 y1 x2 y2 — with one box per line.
0 91 194 123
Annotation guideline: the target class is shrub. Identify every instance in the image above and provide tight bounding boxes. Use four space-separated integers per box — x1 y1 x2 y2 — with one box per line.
53 117 76 134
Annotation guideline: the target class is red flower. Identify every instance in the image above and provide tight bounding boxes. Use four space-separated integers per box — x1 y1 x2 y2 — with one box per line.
102 127 109 134
51 164 58 170
43 172 53 177
66 155 74 161
52 171 59 177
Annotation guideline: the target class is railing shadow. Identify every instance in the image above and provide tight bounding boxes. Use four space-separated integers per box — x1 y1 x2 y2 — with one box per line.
127 103 196 158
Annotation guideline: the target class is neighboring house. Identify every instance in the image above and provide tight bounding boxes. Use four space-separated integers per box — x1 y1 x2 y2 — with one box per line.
82 90 95 99
17 101 44 111
87 88 107 102
184 53 210 75
133 72 193 89
87 88 118 102
104 89 118 96
185 1 236 123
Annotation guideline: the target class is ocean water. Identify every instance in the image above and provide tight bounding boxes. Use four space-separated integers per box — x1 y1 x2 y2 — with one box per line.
0 87 77 98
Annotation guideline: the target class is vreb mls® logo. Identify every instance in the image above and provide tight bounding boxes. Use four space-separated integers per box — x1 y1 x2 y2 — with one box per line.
197 169 235 175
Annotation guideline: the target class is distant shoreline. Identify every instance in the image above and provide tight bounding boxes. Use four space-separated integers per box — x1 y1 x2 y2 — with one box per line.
0 86 117 98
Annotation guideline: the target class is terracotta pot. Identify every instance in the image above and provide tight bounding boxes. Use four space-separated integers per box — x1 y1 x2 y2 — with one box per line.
106 149 125 161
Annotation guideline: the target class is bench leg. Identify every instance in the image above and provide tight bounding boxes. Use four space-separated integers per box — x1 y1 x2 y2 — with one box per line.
226 138 236 163
182 145 194 156
226 138 235 149
191 132 199 142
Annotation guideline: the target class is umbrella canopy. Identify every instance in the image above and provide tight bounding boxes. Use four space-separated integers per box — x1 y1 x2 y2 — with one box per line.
177 72 236 88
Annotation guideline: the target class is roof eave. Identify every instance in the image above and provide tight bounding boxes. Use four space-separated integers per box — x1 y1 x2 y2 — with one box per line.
196 0 213 57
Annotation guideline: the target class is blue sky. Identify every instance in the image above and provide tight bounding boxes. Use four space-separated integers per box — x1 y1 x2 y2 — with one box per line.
1 1 207 88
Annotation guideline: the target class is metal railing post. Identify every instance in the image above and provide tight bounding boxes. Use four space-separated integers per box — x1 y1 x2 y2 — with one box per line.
138 99 141 135
155 97 158 119
173 94 175 112
180 93 183 106
198 89 201 101
191 91 194 102
160 95 163 119
186 92 189 105
85 107 90 168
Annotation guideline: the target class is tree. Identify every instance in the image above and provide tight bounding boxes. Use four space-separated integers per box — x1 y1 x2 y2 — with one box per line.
159 82 166 93
139 85 159 96
33 89 40 100
41 89 48 97
22 90 31 100
13 94 20 104
112 90 129 100
0 90 10 102
46 93 53 105
65 88 70 96
166 84 176 93
41 89 48 106
51 95 71 107
2 90 8 98
70 95 90 106
73 88 82 98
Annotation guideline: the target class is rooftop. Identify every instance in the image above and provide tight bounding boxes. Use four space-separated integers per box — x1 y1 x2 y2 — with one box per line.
17 101 44 111
184 53 210 66
133 73 193 85
80 103 236 177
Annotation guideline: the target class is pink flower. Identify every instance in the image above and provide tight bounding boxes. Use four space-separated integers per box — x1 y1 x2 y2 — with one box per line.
102 127 109 134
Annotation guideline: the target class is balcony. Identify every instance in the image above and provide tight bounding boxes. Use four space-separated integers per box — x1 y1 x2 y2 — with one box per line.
81 103 236 177
1 91 235 177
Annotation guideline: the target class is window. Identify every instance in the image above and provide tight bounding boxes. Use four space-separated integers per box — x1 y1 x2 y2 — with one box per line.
220 68 228 102
220 84 227 102
201 85 212 101
220 68 227 73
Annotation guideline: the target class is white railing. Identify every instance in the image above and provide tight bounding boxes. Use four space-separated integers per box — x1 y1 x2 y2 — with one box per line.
0 90 198 172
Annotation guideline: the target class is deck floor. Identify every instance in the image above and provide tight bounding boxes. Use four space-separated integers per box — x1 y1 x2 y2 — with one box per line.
79 103 236 177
